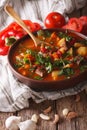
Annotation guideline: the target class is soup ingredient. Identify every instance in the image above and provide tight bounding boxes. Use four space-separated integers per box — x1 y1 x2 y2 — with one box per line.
52 70 59 80
5 116 21 130
77 46 87 56
18 120 37 130
74 42 84 48
52 114 60 124
13 30 87 81
39 113 50 120
44 12 65 28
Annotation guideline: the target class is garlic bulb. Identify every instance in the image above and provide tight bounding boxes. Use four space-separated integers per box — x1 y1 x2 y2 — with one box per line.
5 116 21 130
18 120 36 130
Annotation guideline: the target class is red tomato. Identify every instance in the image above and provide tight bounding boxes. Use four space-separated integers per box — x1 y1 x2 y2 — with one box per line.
62 24 71 30
63 18 82 33
79 16 87 25
79 16 87 35
44 12 66 28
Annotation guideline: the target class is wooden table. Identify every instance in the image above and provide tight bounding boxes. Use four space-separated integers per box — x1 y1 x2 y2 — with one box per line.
0 91 87 130
0 4 87 130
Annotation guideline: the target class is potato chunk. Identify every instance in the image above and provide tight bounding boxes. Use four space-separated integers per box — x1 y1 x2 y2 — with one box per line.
57 38 66 47
77 47 87 56
74 42 84 48
52 70 59 80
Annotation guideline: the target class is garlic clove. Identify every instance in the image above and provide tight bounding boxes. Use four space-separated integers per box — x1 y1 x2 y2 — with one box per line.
62 108 69 117
31 114 39 123
52 114 59 124
5 116 21 130
18 120 36 130
39 113 50 120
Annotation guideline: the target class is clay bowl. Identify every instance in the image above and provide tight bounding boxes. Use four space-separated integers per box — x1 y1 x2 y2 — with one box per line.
7 28 87 91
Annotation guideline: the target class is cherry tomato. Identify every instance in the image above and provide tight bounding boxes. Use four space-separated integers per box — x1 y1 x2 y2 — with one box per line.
44 12 66 28
63 18 82 33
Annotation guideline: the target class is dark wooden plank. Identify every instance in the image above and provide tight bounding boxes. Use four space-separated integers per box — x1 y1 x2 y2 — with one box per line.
56 95 76 130
18 99 56 130
74 91 87 116
56 91 87 130
75 116 87 130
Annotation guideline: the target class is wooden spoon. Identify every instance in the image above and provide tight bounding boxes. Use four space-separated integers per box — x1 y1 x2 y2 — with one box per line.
4 5 51 47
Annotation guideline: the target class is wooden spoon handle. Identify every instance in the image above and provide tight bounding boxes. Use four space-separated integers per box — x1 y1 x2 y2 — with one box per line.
4 5 37 46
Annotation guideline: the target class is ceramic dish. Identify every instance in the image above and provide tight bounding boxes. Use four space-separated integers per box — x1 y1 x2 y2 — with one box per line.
7 28 87 91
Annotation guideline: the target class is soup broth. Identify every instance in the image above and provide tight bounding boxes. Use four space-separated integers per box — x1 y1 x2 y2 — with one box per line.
12 30 87 81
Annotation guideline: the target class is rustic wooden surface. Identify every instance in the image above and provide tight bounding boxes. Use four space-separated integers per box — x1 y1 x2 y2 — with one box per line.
0 91 87 130
0 4 87 130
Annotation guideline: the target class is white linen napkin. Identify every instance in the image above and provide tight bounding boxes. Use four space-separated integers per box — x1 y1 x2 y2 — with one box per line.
0 0 87 112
